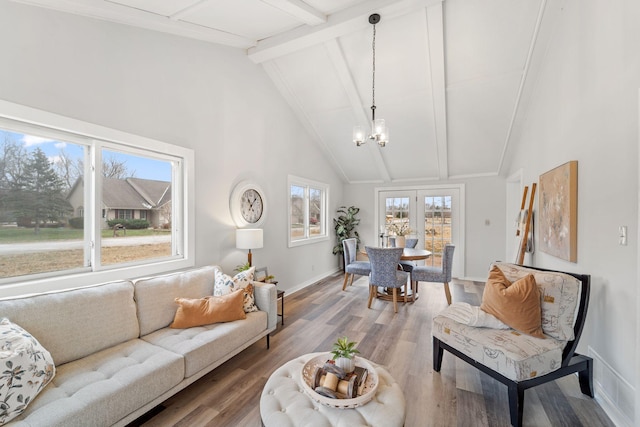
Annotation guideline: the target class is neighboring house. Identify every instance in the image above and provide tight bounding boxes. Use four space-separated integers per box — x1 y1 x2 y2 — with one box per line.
66 177 171 229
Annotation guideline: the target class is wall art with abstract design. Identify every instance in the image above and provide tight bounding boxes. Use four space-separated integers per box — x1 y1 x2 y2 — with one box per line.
538 161 578 262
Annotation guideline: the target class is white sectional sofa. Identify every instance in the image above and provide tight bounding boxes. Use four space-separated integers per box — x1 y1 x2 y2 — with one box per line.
0 265 277 426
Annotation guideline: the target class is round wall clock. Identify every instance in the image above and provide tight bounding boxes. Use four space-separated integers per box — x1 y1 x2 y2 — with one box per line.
230 181 267 227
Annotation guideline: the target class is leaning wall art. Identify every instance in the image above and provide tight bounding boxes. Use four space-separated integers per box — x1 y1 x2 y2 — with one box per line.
538 161 578 262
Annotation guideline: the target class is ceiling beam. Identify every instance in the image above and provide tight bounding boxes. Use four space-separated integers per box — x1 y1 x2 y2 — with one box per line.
260 0 326 26
424 1 448 180
248 0 443 63
325 39 391 183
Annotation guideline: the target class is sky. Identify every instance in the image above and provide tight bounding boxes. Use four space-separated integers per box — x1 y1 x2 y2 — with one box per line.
1 129 172 182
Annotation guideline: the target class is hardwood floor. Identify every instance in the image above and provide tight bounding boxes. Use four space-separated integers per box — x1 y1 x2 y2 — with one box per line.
131 273 615 427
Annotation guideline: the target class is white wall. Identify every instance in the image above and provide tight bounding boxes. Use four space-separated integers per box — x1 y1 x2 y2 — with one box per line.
343 175 506 280
0 2 343 293
505 1 639 424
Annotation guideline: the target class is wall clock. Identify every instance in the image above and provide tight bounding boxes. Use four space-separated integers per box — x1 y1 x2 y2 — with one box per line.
230 181 267 227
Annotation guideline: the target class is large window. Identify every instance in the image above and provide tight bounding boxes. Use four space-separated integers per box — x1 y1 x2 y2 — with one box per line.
288 175 329 247
0 100 194 295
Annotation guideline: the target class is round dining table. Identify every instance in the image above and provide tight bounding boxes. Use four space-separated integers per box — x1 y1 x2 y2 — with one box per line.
399 248 432 261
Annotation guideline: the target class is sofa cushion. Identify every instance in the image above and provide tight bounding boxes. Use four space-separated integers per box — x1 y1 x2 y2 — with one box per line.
142 311 267 378
493 262 582 341
0 281 139 365
480 266 544 338
0 319 56 425
134 265 218 336
170 290 246 329
213 266 255 296
433 314 565 382
7 339 184 427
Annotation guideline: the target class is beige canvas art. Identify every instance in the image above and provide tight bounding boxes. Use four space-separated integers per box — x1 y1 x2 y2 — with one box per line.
538 161 578 262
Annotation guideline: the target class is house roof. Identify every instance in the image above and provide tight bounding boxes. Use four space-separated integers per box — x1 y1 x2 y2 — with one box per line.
102 178 171 209
68 177 171 210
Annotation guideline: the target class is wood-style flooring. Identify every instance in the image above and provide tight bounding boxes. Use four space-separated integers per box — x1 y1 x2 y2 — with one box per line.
130 273 615 427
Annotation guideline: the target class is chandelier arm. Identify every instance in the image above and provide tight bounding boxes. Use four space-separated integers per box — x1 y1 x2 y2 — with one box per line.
371 22 376 122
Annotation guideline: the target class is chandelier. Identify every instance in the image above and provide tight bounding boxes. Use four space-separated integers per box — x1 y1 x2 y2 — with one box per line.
353 13 389 147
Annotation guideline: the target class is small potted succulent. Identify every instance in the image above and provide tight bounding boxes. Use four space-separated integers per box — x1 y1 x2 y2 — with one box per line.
331 336 359 373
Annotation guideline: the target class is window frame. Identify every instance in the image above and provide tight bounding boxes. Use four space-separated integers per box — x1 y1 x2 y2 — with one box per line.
287 175 329 248
0 100 195 297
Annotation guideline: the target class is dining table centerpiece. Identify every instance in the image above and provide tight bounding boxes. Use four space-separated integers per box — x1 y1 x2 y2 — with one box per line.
387 222 412 247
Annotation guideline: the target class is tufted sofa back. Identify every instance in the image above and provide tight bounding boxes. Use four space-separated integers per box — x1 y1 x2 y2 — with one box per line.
0 280 139 365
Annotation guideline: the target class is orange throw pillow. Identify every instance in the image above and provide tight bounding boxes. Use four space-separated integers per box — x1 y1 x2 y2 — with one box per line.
170 289 246 329
480 265 545 338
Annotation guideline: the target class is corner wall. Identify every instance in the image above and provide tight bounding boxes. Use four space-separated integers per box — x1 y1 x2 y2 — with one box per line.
505 1 639 424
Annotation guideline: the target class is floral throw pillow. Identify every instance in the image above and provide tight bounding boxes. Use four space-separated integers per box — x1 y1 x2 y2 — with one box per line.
0 318 56 424
213 267 259 313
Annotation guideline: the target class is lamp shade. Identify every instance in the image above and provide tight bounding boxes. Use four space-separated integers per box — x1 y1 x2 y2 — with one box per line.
236 228 263 249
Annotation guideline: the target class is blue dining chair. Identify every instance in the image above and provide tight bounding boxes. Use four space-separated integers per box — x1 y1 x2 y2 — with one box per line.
411 244 455 305
365 246 409 313
341 238 371 291
399 237 419 273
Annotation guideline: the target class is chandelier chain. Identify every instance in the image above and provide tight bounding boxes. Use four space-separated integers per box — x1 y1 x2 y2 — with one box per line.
371 23 376 120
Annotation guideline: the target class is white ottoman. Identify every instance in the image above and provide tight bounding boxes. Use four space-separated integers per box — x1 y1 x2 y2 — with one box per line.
260 352 405 427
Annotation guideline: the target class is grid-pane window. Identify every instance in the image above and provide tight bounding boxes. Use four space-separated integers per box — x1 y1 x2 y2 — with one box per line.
288 176 328 246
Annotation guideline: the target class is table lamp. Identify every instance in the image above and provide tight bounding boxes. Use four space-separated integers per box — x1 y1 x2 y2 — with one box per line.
236 228 263 267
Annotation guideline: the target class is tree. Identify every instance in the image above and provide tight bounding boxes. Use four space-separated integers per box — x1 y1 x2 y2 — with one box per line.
53 148 83 190
8 147 72 232
103 153 135 179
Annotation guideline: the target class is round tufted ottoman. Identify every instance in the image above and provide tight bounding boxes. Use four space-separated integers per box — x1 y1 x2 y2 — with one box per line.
260 352 405 427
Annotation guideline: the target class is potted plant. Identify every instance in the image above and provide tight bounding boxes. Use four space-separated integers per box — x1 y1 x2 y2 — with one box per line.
330 336 359 373
387 222 412 247
332 206 361 267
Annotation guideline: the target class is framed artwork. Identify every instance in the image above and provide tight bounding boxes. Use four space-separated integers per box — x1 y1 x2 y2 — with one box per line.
254 266 268 282
538 161 578 262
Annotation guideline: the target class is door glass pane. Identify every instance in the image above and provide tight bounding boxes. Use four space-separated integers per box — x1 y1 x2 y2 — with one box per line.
100 149 172 266
384 197 411 237
423 196 452 267
0 129 86 278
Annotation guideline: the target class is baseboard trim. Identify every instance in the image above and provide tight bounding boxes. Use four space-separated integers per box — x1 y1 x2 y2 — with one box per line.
588 346 635 427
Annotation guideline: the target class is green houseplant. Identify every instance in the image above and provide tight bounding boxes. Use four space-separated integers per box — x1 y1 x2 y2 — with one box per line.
332 206 361 266
331 336 359 373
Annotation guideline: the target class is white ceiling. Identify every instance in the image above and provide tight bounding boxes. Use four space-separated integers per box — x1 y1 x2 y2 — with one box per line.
12 0 555 183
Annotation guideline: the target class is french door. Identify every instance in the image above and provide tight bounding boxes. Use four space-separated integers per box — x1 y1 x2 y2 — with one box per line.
377 185 464 277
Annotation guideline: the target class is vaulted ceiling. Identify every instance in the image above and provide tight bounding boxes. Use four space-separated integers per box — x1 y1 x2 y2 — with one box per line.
12 0 557 184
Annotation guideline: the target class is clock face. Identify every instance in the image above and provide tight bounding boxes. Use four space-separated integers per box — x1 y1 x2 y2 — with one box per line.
240 189 263 223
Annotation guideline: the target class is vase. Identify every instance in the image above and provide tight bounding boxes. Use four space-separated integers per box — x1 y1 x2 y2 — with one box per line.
395 235 406 248
335 356 355 373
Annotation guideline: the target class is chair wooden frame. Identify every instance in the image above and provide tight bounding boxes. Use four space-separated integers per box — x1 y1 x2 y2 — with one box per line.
432 265 593 427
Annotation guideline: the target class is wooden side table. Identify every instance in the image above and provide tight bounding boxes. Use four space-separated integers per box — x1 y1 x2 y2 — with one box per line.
276 289 285 325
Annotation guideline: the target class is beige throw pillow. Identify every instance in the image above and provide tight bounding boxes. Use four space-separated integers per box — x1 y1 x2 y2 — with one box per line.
170 289 246 329
480 266 545 338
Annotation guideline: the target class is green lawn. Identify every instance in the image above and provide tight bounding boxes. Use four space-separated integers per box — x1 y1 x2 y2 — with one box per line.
0 227 164 243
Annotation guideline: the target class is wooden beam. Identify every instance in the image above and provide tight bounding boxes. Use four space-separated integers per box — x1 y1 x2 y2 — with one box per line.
260 0 326 26
424 1 448 180
248 0 442 63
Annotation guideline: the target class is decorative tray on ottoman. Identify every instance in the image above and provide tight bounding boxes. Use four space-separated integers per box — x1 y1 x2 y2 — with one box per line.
301 353 379 409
